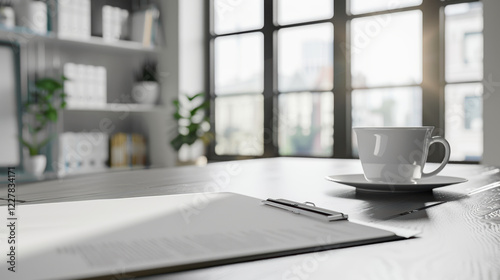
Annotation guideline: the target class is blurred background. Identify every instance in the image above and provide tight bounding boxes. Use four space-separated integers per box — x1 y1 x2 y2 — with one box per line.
1 0 499 180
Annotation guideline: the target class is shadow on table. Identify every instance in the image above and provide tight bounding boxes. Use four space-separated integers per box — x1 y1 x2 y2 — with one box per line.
325 189 465 222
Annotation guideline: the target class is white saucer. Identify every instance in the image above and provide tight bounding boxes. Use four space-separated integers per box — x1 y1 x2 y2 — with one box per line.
325 174 468 193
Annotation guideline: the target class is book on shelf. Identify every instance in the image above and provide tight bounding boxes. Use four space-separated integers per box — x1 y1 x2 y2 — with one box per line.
110 133 147 168
130 6 159 47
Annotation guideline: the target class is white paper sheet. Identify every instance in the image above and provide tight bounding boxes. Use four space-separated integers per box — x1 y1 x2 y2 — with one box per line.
0 192 403 280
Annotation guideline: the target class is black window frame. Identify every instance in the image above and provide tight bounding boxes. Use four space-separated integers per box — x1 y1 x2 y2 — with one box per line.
205 0 481 163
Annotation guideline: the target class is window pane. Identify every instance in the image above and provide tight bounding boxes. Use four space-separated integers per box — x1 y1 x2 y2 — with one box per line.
215 33 263 95
445 83 482 161
278 92 333 157
349 0 422 15
445 3 483 83
352 87 422 155
277 0 333 25
278 23 333 92
213 0 263 34
351 11 422 88
215 95 264 156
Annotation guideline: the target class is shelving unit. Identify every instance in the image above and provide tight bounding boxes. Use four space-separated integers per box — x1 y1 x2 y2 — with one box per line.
0 27 160 53
1 0 171 178
65 103 167 113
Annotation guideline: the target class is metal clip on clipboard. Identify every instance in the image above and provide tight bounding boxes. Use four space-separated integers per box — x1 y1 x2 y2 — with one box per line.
262 198 348 222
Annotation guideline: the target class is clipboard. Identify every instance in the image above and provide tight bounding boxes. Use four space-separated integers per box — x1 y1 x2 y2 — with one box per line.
0 192 415 280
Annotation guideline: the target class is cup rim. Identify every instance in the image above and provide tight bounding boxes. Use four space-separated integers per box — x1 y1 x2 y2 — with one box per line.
353 126 434 130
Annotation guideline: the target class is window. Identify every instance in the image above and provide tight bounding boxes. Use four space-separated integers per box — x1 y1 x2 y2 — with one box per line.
208 0 483 162
444 3 483 161
212 1 264 156
350 9 423 155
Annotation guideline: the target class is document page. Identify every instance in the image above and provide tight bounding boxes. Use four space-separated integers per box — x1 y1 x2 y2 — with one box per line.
0 192 400 280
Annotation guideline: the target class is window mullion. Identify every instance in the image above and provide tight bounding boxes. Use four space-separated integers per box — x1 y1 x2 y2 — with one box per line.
422 0 445 162
206 0 216 160
263 0 276 157
333 0 349 158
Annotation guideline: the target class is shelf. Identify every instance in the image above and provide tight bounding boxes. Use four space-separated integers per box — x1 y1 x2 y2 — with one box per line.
54 35 160 54
64 103 167 113
0 26 160 54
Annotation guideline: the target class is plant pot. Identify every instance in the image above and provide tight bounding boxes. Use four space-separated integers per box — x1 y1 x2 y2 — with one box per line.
24 154 47 176
177 140 207 166
131 81 159 105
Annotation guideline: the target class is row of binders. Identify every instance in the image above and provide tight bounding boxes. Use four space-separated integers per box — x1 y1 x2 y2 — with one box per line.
50 0 160 47
109 133 147 168
58 132 108 176
49 0 91 39
57 132 147 176
63 63 107 108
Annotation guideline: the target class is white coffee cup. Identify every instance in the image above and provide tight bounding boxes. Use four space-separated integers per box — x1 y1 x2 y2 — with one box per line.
353 126 450 184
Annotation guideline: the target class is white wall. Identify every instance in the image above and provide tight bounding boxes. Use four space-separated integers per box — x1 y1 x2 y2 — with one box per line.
482 0 500 166
145 0 180 168
179 0 206 96
150 0 206 167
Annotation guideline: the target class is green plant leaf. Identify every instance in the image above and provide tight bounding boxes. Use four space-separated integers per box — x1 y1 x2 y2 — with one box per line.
169 92 214 151
45 108 58 122
35 113 44 122
170 135 186 151
173 112 183 120
190 101 209 116
27 124 35 135
61 101 67 109
35 78 62 92
185 133 198 146
20 138 38 156
37 136 53 151
187 92 205 101
172 99 180 108
187 123 200 134
42 93 52 102
34 124 44 133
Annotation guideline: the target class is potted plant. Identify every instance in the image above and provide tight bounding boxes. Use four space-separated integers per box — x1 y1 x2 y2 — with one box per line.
170 92 212 165
21 76 67 175
132 60 159 105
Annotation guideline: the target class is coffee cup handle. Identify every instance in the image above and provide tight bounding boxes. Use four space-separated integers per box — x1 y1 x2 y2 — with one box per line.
421 136 451 179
